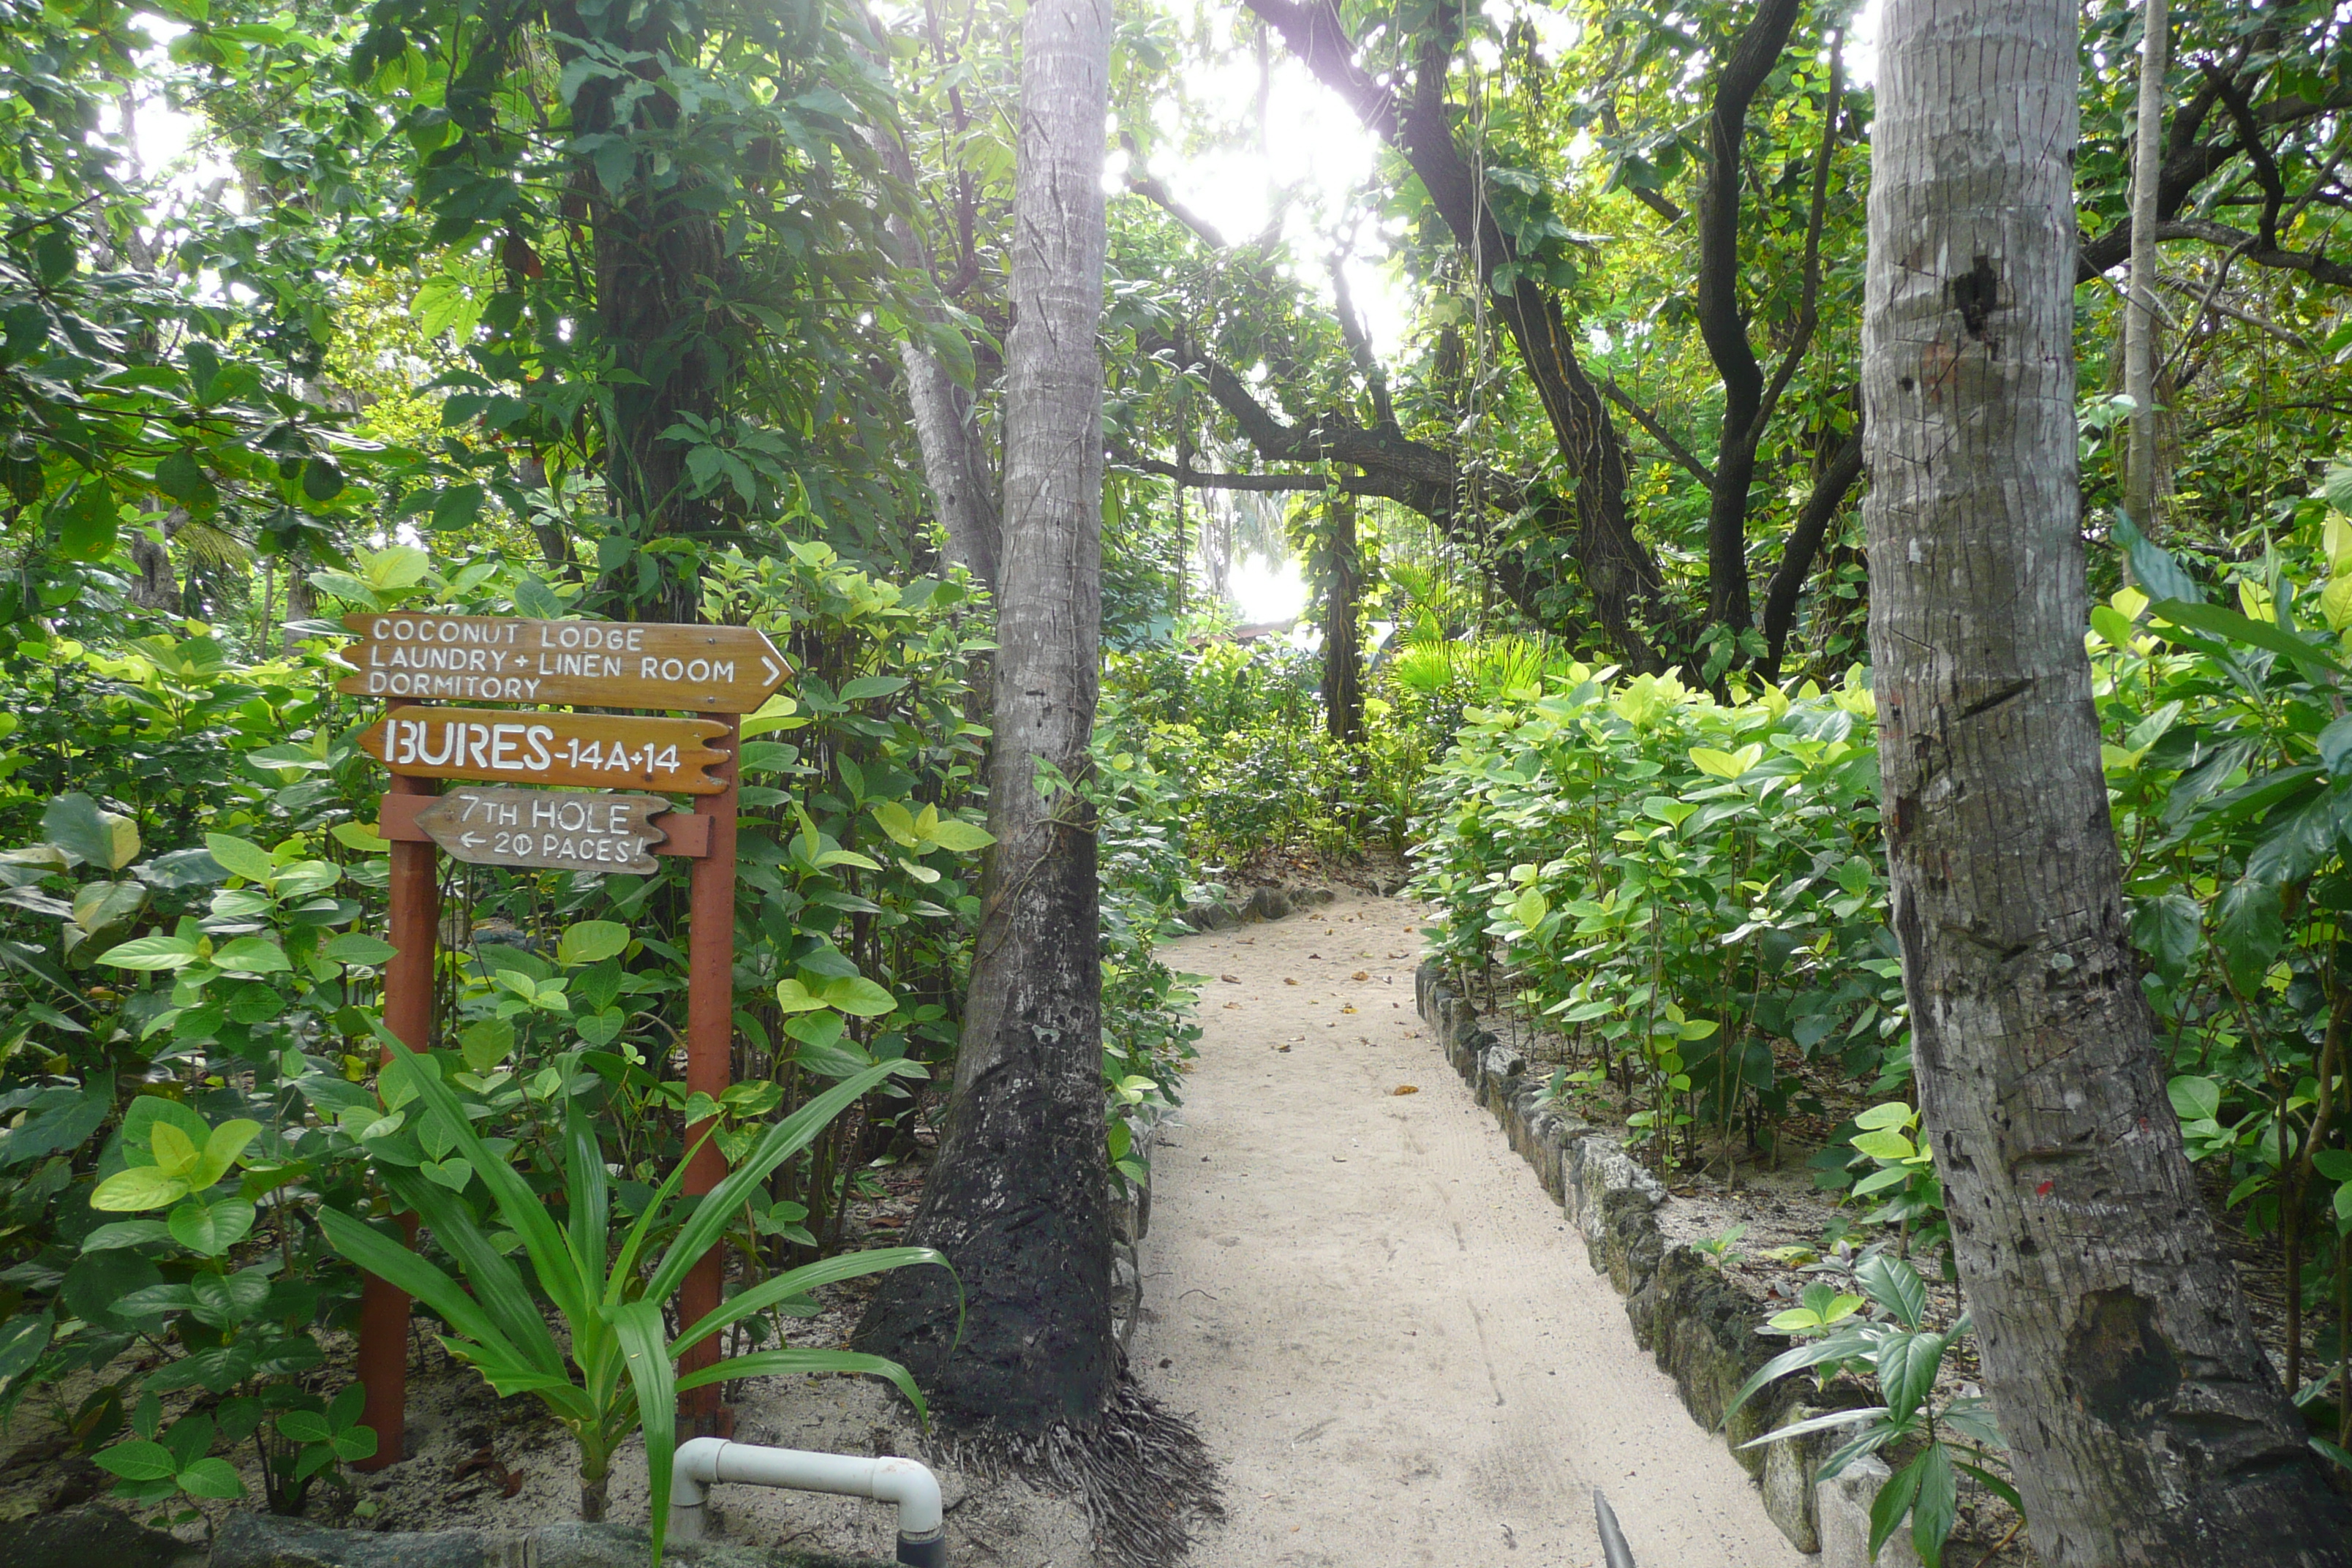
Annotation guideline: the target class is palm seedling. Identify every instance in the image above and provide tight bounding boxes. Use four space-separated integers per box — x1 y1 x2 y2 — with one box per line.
322 1039 950 1563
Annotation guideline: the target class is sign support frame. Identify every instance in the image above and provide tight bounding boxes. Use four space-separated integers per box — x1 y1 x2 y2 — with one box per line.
355 701 438 1470
350 666 751 1463
679 715 739 1436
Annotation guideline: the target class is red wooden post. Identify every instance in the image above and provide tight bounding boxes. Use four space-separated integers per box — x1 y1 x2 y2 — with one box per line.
679 715 739 1434
355 702 437 1470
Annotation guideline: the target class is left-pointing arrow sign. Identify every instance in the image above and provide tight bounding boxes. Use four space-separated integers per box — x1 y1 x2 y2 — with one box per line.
412 788 673 875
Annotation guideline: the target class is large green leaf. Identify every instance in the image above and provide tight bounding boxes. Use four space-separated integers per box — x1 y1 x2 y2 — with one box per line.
94 1439 178 1482
0 1309 53 1387
381 1165 566 1378
1719 1326 1879 1431
562 1088 610 1307
556 921 630 966
2113 512 2203 606
605 1297 679 1566
167 1196 256 1256
2214 874 2285 994
97 935 203 971
672 1246 951 1352
175 1457 246 1500
1908 1442 1959 1568
372 1025 584 1324
2151 599 2345 676
1874 1330 1946 1425
1855 1253 1930 1330
674 1347 928 1421
42 794 140 872
91 1166 192 1212
1868 1445 1930 1564
644 1061 898 1303
317 1207 518 1360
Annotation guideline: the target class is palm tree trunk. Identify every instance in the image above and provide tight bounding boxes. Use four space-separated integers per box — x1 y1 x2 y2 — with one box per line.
1864 0 2352 1561
853 0 1116 1432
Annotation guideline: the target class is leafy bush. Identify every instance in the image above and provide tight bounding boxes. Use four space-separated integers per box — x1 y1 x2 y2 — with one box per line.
1408 461 2352 1446
1409 662 1904 1170
1727 1251 2013 1568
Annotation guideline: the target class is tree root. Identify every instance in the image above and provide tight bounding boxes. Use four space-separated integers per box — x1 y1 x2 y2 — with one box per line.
934 1374 1224 1568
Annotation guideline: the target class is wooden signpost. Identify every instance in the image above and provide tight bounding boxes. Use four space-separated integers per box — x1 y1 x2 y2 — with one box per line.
348 616 763 1468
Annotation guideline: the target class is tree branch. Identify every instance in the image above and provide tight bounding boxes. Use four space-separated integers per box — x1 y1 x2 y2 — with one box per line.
1758 421 1864 678
1753 34 1842 441
1123 160 1233 252
1693 0 1807 633
1601 377 1714 486
2152 216 2352 289
2199 60 2285 251
1328 254 1396 433
1117 451 1382 494
1245 0 1676 668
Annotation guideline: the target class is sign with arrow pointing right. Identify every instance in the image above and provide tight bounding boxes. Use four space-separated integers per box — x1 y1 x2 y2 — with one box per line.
337 613 787 712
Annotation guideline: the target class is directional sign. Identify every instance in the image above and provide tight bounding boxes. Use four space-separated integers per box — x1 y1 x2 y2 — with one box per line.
337 613 787 712
413 788 670 874
358 709 731 793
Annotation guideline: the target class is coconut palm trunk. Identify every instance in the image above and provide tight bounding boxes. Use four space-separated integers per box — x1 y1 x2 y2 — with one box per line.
1863 0 2352 1560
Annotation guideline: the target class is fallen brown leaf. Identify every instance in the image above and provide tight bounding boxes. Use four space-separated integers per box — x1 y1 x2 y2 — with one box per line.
1284 977 1299 986
1392 1085 1420 1096
1221 974 1241 983
1350 970 1369 981
1223 1001 1240 1009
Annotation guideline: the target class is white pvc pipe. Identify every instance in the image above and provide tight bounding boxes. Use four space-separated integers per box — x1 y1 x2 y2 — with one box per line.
670 1436 946 1566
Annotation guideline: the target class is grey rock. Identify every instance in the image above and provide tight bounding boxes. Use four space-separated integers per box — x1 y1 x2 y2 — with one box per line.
1817 1455 1921 1568
0 1505 201 1568
210 1512 492 1568
206 1514 889 1568
1761 1411 1820 1553
1243 886 1292 922
1626 1247 1788 1469
1760 1399 1878 1554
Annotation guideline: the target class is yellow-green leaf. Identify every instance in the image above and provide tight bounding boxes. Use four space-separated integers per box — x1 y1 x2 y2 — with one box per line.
150 1123 202 1179
90 1166 192 1213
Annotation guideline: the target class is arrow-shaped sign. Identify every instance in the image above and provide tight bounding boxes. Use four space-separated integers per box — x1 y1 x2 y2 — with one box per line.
412 788 672 875
358 709 731 793
337 613 788 712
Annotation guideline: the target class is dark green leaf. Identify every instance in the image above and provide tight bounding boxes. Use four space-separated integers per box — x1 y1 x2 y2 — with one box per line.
2215 875 2285 994
2113 511 2202 606
1909 1442 1958 1568
1868 1447 1929 1564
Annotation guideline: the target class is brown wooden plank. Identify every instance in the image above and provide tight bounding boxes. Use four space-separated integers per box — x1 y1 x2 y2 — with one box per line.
357 709 730 793
336 613 786 712
413 788 668 874
378 793 710 856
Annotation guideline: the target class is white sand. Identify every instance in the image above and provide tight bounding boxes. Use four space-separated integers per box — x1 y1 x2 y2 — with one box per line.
1131 893 1807 1568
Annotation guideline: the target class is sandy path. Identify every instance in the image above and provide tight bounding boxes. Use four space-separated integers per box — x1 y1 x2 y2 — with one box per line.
1131 892 1806 1568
